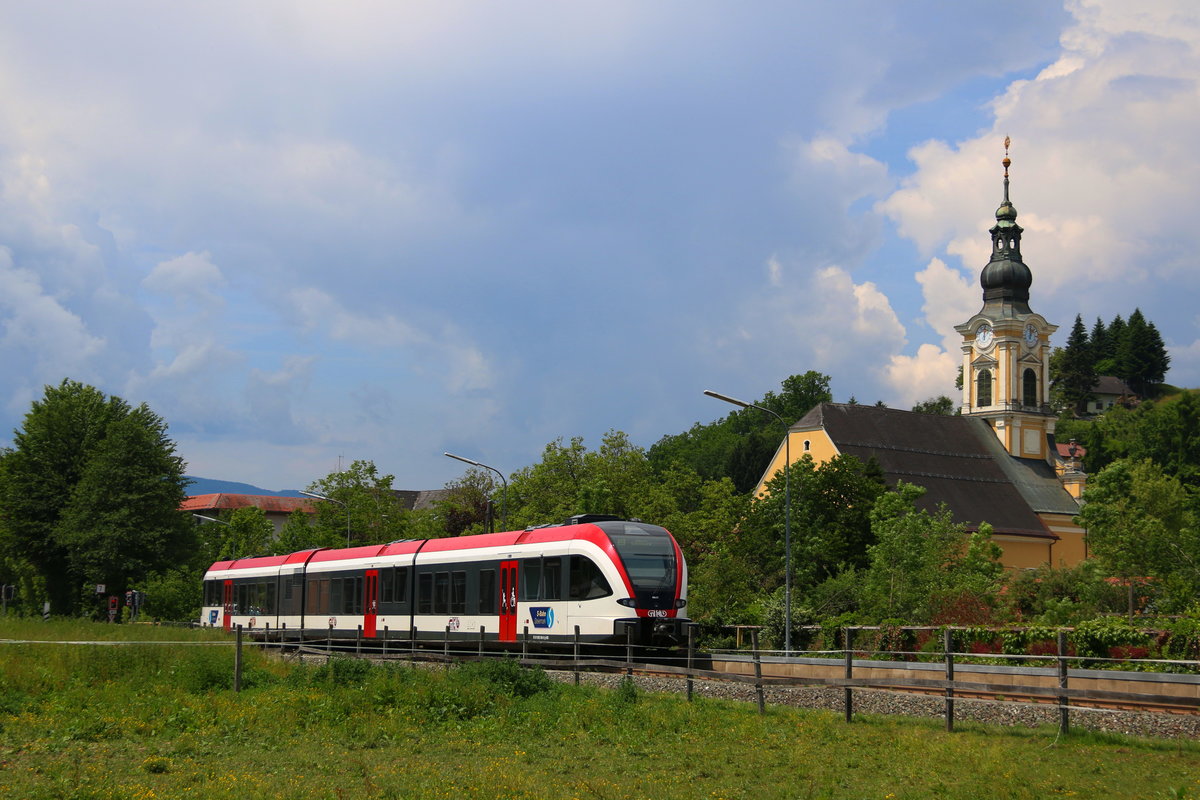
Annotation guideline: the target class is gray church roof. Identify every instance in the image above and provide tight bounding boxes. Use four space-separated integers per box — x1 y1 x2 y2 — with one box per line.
786 403 1079 541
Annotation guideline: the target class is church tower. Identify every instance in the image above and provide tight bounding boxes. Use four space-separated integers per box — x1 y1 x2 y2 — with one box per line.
954 140 1058 462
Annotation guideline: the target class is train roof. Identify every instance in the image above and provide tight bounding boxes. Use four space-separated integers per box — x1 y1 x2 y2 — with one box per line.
205 519 670 574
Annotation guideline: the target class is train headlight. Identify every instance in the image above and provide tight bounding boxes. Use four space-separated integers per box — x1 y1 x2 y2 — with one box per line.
616 598 637 608
674 599 687 608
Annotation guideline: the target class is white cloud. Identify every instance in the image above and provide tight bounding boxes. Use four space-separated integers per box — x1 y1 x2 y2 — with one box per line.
0 247 105 383
143 251 225 305
915 257 978 351
879 0 1200 387
286 285 495 395
884 343 961 409
722 262 906 400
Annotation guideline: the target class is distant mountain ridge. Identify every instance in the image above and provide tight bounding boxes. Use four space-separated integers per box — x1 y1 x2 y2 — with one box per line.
184 476 304 498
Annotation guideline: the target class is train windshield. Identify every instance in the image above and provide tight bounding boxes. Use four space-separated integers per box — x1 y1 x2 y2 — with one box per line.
599 521 678 600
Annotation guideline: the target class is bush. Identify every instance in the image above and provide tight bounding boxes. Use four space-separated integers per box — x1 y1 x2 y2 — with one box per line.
457 657 553 698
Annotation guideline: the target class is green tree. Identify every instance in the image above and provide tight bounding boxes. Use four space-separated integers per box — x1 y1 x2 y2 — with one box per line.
1090 317 1113 374
506 430 654 528
435 467 498 535
275 507 338 553
1117 309 1170 397
736 454 887 606
1051 314 1097 415
305 460 411 546
648 371 832 492
217 507 274 560
911 396 956 415
860 482 1003 623
0 380 192 615
1077 458 1200 612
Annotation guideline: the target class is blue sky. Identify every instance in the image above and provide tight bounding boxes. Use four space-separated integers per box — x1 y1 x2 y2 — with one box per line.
2 1 1199 491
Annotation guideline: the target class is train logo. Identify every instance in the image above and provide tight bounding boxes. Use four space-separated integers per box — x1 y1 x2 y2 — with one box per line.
531 607 555 629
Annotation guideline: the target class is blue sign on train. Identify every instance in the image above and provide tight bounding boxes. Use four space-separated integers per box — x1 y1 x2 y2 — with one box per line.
531 607 555 629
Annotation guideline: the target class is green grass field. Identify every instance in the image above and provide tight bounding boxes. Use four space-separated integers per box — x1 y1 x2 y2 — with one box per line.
1 619 1198 799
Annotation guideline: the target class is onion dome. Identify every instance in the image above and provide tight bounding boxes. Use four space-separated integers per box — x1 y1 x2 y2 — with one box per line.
979 140 1032 315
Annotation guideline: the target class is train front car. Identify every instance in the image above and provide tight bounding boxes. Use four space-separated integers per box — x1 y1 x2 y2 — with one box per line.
585 518 689 647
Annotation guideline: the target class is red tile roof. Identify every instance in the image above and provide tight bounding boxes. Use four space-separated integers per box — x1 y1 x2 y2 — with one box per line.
180 494 316 514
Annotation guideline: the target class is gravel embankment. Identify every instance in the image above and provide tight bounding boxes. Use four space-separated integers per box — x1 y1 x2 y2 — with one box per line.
548 669 1200 740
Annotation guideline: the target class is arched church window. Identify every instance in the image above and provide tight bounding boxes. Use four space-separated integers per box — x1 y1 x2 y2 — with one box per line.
1023 368 1038 408
977 370 992 407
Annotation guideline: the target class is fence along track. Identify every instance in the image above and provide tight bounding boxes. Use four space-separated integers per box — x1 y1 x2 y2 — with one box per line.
252 625 1199 733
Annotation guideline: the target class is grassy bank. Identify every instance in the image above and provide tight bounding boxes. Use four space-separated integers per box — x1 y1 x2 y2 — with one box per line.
1 619 1198 799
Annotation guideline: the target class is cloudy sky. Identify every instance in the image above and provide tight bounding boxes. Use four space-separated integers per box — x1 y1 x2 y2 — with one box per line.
2 1 1198 491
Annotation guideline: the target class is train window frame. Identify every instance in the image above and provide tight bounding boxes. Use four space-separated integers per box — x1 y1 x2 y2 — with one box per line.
521 559 542 601
542 558 562 600
478 569 496 614
569 555 613 600
450 571 467 614
417 572 433 614
434 572 450 614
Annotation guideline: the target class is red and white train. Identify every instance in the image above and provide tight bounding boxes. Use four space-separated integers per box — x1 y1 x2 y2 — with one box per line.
202 515 689 647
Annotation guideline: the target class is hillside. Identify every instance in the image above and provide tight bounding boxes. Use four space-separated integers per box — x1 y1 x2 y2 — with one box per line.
183 476 304 498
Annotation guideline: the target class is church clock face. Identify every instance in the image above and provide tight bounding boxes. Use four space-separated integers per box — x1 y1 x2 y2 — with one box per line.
976 323 994 348
1024 324 1038 347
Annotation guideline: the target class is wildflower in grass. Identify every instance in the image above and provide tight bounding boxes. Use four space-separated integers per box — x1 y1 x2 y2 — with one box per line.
141 755 171 774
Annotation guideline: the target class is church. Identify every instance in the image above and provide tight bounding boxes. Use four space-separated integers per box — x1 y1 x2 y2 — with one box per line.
755 144 1088 570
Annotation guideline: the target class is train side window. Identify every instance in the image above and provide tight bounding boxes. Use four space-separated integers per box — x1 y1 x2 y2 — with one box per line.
569 555 612 600
418 573 433 614
450 571 467 614
542 558 562 600
478 569 496 614
395 567 409 608
434 572 450 614
331 578 344 613
521 559 542 601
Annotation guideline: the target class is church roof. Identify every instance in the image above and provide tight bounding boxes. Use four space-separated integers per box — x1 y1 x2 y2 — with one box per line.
787 403 1078 540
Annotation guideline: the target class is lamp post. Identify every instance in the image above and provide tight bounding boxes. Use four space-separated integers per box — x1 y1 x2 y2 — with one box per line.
192 514 229 526
300 491 351 547
444 452 508 531
705 389 793 655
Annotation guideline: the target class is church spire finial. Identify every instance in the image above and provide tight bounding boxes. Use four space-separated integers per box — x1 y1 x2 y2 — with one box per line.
1002 136 1011 202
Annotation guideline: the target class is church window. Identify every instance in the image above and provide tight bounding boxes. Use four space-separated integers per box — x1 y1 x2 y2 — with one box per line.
976 370 992 407
1023 368 1038 407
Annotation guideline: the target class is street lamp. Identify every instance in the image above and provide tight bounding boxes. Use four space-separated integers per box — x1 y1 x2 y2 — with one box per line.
300 491 351 547
443 452 508 532
705 389 793 655
192 514 229 526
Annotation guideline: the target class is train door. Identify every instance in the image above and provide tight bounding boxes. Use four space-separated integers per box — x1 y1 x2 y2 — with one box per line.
222 580 233 631
499 560 518 642
364 570 379 638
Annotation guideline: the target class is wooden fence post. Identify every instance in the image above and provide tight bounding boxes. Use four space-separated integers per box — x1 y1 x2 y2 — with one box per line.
686 624 696 702
327 621 334 664
751 628 765 714
573 625 581 686
944 627 955 732
625 623 634 676
479 625 486 658
844 626 854 723
444 625 450 666
356 625 362 657
234 624 243 693
382 626 388 658
523 626 529 661
1057 630 1070 735
409 625 417 667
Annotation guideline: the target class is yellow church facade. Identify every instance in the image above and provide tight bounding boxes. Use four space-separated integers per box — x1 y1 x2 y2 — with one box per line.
755 145 1088 571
